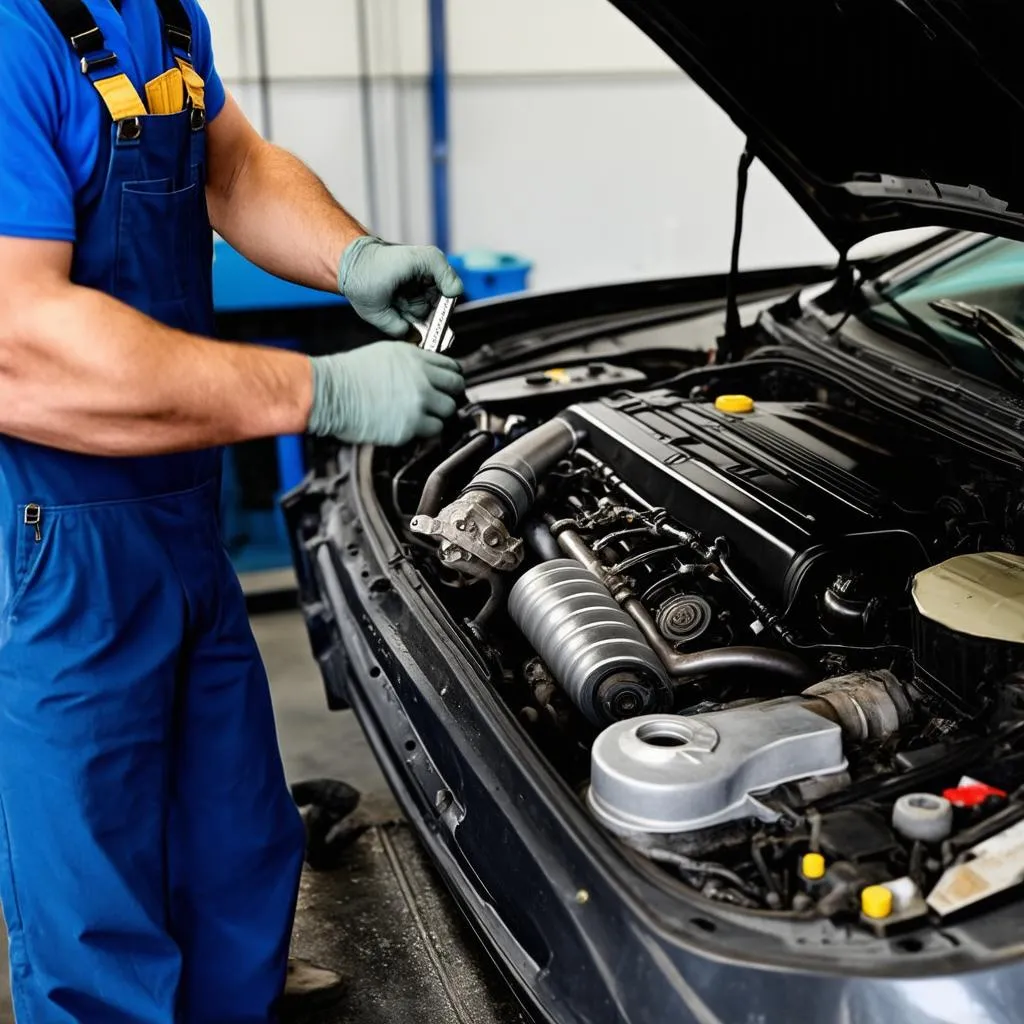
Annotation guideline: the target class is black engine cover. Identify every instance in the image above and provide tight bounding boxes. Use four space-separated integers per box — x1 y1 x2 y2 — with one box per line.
565 390 936 613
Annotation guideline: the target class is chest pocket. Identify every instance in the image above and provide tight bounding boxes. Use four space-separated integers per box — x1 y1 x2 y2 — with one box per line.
101 68 211 327
116 175 208 319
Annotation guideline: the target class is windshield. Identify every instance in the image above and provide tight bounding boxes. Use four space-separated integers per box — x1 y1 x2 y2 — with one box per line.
859 236 1024 385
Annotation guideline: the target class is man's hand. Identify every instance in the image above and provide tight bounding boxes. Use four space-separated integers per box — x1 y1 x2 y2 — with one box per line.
307 342 464 446
338 236 464 338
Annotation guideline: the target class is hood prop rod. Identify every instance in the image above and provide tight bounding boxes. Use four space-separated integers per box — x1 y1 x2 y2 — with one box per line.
718 142 755 363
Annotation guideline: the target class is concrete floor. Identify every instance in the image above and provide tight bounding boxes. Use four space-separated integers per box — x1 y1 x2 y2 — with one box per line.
0 610 522 1023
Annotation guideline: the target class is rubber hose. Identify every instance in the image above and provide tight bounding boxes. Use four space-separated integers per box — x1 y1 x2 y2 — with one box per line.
466 417 581 529
523 518 562 561
416 431 494 518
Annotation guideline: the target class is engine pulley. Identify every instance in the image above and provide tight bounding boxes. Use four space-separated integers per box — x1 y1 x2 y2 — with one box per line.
656 593 713 644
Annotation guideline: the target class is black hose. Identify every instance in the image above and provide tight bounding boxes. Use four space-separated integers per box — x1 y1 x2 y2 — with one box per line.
523 518 562 561
416 432 494 518
641 845 762 900
467 417 582 529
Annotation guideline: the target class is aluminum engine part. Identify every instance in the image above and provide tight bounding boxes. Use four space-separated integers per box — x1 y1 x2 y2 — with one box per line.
587 702 847 834
410 490 523 575
410 417 581 576
508 559 673 726
800 670 913 742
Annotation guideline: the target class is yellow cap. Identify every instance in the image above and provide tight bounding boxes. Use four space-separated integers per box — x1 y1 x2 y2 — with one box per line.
861 885 893 919
714 394 755 414
801 852 826 880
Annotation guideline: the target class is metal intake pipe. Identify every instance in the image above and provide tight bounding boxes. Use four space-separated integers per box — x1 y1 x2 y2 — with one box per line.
553 525 815 691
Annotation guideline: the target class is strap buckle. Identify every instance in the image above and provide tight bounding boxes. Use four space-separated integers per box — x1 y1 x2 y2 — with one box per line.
189 106 206 132
69 26 103 54
71 25 118 73
80 51 118 74
167 27 192 55
116 116 142 142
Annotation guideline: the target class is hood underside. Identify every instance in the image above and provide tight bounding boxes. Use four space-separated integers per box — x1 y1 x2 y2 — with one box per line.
610 0 1024 251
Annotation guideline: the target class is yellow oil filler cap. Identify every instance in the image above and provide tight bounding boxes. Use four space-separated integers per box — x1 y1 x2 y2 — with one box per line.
861 885 894 919
801 852 826 880
714 394 755 414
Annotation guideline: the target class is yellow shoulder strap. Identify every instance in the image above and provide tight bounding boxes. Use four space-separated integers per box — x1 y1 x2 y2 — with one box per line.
92 73 147 121
87 60 203 122
175 58 206 112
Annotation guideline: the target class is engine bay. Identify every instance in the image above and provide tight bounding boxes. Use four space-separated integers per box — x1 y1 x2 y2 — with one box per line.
376 353 1024 940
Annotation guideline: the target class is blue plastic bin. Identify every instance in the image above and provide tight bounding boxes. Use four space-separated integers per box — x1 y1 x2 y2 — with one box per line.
449 250 532 302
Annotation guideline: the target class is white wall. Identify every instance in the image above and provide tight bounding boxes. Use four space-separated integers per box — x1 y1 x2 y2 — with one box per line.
201 0 838 291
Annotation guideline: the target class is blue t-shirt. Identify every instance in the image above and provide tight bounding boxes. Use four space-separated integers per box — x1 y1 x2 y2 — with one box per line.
0 0 225 243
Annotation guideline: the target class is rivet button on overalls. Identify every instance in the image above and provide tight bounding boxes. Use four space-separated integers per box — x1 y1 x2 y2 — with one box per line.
0 2 305 1020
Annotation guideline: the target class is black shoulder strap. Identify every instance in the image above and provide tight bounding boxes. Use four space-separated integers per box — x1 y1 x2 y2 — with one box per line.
152 0 193 57
36 0 117 72
38 0 194 64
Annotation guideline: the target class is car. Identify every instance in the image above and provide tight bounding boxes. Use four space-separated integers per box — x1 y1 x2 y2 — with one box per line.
284 3 1024 1022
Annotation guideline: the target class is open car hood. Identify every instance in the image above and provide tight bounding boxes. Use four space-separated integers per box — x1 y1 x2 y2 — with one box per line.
610 0 1024 252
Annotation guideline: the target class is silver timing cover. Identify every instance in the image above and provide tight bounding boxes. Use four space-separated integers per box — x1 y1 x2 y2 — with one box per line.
587 701 847 834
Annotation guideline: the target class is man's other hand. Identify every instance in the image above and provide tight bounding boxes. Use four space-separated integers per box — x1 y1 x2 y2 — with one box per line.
337 236 463 338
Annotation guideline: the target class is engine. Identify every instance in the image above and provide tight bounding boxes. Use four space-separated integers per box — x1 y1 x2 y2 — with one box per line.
384 365 1024 929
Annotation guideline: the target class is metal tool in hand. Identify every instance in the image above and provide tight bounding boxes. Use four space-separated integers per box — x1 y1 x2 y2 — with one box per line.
411 295 456 354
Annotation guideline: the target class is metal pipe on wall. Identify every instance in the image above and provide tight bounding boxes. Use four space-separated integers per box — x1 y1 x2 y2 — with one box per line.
252 0 272 139
355 0 382 230
428 0 451 253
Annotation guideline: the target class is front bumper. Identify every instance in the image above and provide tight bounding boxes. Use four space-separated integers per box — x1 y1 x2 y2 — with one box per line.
284 446 1024 1024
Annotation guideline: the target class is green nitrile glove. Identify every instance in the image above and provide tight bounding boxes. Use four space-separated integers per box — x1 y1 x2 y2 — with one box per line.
307 342 465 446
338 235 464 338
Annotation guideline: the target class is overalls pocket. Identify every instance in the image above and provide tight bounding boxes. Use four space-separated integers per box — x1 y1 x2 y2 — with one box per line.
116 179 203 310
1 507 53 625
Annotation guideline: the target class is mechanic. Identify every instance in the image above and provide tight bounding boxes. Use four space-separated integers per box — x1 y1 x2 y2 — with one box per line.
0 0 465 1020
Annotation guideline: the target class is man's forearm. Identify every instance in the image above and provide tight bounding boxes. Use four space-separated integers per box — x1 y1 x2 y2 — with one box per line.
0 279 312 456
208 133 367 294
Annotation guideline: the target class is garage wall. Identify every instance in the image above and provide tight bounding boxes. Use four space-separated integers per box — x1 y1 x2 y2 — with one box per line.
202 0 838 291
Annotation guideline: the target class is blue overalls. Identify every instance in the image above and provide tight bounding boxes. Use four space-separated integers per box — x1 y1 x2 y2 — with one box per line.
0 1 306 1020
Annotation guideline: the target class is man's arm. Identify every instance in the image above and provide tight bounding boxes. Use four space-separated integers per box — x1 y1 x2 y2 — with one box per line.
0 236 464 458
205 94 365 294
0 235 313 456
204 95 462 337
